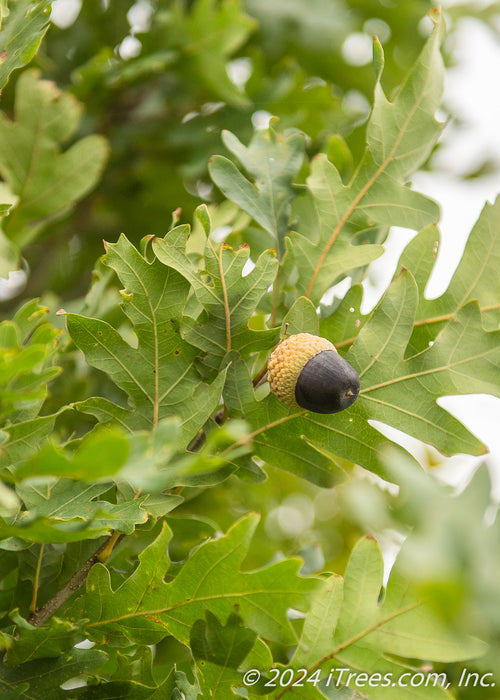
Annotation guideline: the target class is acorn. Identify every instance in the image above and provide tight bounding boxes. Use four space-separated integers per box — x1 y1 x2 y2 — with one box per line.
267 333 360 414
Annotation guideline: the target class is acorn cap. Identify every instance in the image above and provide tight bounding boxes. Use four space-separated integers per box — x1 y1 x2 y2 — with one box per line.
267 332 360 414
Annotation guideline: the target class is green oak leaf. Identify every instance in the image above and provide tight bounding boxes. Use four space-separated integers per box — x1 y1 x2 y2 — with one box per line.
0 300 61 425
319 193 500 358
224 263 498 485
0 517 109 546
0 648 107 699
368 459 500 633
13 427 130 482
285 156 385 305
67 234 226 446
0 412 64 471
275 537 485 700
151 668 199 700
191 610 257 667
13 417 246 492
209 126 305 258
223 356 416 487
282 296 320 337
68 513 322 647
401 197 500 353
6 613 83 666
0 0 51 91
285 10 444 304
152 214 279 370
0 70 109 250
353 271 499 457
190 610 257 698
0 479 149 545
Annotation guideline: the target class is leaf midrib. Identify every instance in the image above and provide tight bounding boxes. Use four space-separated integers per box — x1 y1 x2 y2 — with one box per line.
306 51 435 298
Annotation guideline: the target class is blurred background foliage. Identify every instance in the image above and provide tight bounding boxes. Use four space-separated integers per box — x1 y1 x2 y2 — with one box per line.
1 0 445 304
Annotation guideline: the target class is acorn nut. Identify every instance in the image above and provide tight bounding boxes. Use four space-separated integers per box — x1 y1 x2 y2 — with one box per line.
267 333 360 414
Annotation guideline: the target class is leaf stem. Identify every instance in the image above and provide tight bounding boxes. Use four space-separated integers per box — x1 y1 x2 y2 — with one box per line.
27 532 124 628
413 303 500 327
334 302 500 351
96 530 122 562
252 362 268 387
29 544 44 615
306 58 433 300
220 411 303 456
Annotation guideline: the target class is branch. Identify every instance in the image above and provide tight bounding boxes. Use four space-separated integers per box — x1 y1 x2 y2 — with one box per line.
27 531 124 627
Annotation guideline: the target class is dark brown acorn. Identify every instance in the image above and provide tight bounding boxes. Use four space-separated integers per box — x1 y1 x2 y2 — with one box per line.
267 333 360 414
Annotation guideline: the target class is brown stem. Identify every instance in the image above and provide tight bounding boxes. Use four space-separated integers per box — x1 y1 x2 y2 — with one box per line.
252 362 268 388
252 322 289 389
187 429 206 452
27 532 124 627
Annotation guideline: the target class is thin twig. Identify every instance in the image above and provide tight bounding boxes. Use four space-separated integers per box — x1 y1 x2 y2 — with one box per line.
27 532 124 627
252 362 268 388
29 544 44 615
187 429 206 452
